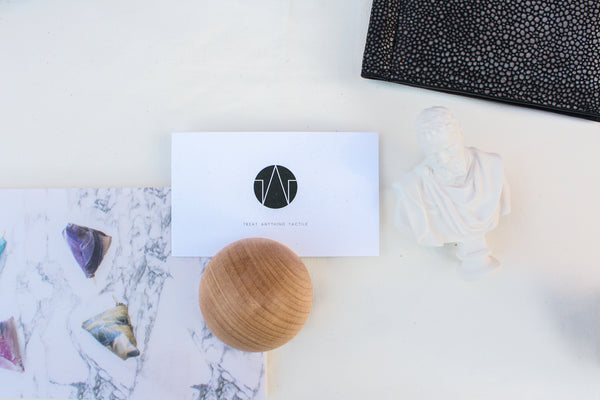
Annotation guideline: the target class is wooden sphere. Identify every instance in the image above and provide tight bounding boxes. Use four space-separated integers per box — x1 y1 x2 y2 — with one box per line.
199 238 313 352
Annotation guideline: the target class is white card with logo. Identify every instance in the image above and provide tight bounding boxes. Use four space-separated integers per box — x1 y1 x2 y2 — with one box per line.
171 132 379 257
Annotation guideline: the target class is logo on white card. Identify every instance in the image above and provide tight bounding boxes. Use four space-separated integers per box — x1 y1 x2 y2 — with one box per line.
254 165 298 209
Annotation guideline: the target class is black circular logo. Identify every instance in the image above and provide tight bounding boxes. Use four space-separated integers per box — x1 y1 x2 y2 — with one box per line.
254 165 297 209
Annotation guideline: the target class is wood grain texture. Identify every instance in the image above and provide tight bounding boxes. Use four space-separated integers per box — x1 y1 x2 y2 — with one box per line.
199 238 313 352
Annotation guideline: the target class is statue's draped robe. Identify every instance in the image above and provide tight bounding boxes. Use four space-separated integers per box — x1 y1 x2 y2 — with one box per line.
393 147 510 246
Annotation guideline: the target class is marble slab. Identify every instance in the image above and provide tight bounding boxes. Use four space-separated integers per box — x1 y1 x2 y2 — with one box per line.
0 188 265 400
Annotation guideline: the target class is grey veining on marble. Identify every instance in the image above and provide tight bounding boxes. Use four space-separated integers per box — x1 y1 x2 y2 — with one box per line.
0 188 265 400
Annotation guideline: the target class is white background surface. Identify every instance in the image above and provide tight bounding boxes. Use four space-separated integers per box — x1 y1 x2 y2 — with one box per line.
1 1 599 399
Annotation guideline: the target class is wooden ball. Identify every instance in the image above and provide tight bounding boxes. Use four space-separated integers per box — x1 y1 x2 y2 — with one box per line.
199 238 313 352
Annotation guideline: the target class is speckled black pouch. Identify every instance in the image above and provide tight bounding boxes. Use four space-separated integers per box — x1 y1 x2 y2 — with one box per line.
361 0 600 122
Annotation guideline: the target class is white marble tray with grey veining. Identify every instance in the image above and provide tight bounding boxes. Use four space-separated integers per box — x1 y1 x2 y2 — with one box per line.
0 188 265 400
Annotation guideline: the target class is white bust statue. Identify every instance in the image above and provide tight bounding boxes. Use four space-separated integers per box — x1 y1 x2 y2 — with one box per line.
393 106 510 280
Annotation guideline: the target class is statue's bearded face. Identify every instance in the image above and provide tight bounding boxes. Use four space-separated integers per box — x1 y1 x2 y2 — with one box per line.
415 108 469 184
417 120 461 155
424 143 469 184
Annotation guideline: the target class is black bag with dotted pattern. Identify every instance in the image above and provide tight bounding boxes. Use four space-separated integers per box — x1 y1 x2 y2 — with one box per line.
361 0 600 122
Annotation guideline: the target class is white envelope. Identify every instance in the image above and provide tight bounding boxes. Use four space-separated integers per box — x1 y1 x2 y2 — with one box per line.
171 132 379 257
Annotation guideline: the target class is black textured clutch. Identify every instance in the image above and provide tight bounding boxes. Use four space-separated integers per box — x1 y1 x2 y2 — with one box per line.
361 0 600 122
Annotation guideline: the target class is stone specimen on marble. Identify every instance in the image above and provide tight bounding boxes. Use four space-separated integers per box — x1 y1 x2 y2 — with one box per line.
0 237 6 257
0 317 24 372
82 303 140 360
63 223 112 278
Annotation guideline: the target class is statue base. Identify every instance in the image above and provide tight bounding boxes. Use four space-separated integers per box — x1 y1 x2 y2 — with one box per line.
456 236 501 281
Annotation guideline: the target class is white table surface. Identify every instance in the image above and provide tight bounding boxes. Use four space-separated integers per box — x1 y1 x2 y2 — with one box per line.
1 1 600 399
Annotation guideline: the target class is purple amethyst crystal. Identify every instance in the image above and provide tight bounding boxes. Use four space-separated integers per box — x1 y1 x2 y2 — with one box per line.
0 317 24 372
63 223 112 278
